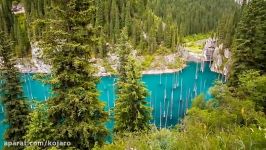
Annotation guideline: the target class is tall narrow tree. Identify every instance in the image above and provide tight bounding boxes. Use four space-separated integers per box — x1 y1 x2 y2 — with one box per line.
0 0 13 34
114 29 151 132
229 0 266 87
37 0 108 149
0 32 29 150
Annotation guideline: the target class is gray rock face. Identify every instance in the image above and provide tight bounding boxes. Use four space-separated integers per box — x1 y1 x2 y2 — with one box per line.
11 43 51 73
31 43 51 73
180 46 204 62
203 38 216 61
207 41 232 77
107 52 119 71
197 38 232 78
224 48 231 59
235 0 250 5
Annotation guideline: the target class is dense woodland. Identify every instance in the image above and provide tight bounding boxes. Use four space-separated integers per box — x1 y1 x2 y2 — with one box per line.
1 0 239 57
0 0 265 150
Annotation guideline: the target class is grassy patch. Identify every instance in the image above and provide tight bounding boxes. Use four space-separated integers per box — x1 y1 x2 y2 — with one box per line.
141 55 155 70
183 32 213 43
155 46 172 56
185 43 204 54
167 57 185 69
183 32 213 54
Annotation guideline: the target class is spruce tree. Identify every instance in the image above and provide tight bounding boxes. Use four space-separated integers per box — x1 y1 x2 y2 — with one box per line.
114 5 120 43
95 0 104 27
116 28 131 82
124 1 131 34
0 0 31 57
114 29 151 133
229 0 266 87
0 32 29 150
0 0 13 34
37 1 108 149
24 102 55 150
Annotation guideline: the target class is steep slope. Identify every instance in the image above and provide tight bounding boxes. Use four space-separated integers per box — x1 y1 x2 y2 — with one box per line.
23 0 239 56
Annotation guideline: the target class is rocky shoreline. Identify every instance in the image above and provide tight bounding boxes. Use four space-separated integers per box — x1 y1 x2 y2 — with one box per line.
15 64 186 76
181 38 231 76
14 38 231 76
14 43 188 76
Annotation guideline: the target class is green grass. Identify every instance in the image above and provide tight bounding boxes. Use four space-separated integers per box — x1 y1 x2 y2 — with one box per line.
141 55 155 70
167 57 185 69
183 32 213 43
183 32 213 54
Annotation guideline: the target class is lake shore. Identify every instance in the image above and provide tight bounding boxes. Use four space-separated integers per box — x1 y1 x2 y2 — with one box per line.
16 62 187 76
97 65 187 76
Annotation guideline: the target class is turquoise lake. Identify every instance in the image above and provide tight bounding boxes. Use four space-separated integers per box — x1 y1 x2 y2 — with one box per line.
0 62 223 149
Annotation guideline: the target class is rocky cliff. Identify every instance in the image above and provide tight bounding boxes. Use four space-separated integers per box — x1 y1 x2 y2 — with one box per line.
203 38 232 79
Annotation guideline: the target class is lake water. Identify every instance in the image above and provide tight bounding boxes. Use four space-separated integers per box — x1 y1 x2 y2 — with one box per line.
0 62 221 148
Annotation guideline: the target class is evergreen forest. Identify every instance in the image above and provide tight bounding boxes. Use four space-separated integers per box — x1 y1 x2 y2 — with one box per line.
0 0 265 150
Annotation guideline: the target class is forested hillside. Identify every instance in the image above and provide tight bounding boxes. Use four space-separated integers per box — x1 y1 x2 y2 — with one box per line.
149 0 239 35
0 0 265 150
1 0 239 57
0 0 30 57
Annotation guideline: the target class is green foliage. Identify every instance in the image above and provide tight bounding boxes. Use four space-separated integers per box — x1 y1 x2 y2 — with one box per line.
23 0 50 40
166 57 185 70
0 0 30 57
217 11 240 48
183 33 212 43
23 0 239 56
102 59 116 75
155 46 171 55
149 0 239 35
24 102 55 150
24 102 78 150
237 70 266 113
0 0 13 33
141 55 154 70
115 27 131 81
95 127 178 150
183 33 212 53
191 94 206 109
98 81 266 150
0 32 29 150
229 0 266 86
0 1 264 150
13 14 30 57
115 56 151 132
24 102 54 144
29 1 109 149
115 30 151 133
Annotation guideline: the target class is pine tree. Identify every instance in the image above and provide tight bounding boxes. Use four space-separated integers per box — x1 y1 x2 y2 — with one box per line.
114 29 151 133
116 28 131 82
95 0 104 27
0 32 29 150
124 1 131 34
22 0 240 56
171 26 177 50
148 28 157 53
35 1 109 149
165 25 172 48
114 4 120 43
0 0 13 34
24 102 55 150
0 0 31 57
229 0 266 87
110 0 117 43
